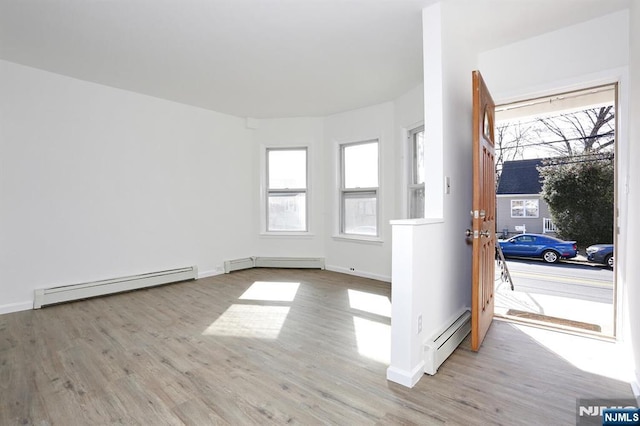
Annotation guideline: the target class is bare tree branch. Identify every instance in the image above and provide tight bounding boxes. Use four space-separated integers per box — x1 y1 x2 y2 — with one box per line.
535 106 614 155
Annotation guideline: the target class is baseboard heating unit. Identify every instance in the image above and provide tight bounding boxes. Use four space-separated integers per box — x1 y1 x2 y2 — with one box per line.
224 257 256 273
424 310 471 375
253 257 325 269
224 257 325 273
33 266 198 309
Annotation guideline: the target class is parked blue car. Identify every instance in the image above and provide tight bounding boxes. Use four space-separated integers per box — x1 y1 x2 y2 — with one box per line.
586 244 614 268
498 233 577 263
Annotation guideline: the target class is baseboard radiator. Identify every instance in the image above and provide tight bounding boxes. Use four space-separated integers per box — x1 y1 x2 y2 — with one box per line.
224 257 325 273
33 266 198 309
224 257 256 273
424 310 471 375
254 257 325 269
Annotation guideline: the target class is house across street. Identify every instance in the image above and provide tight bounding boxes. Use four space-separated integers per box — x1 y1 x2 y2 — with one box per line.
497 158 557 237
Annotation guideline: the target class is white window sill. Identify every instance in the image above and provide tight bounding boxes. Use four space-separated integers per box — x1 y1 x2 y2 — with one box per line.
260 232 315 238
332 234 384 244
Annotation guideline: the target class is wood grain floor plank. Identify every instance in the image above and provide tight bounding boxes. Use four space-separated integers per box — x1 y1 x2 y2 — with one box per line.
0 268 633 425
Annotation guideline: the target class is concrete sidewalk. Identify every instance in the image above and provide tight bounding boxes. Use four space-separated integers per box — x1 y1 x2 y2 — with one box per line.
494 259 614 335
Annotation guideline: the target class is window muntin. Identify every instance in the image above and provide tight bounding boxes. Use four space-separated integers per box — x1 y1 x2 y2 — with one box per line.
340 141 379 237
511 199 539 218
408 126 425 219
267 148 307 232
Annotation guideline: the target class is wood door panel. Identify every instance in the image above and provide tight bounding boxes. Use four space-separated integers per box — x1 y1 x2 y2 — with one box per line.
471 71 496 351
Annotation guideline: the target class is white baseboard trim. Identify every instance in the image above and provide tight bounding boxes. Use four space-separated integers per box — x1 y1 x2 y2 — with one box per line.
197 269 224 279
0 301 33 315
325 265 391 282
386 362 425 388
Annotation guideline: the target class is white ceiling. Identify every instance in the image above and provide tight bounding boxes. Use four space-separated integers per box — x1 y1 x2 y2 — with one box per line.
0 0 631 118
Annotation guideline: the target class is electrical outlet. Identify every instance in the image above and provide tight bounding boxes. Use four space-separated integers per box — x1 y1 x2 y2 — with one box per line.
349 267 355 272
417 314 422 333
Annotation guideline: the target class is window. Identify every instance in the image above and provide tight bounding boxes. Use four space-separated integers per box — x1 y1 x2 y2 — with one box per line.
340 140 379 237
408 126 425 218
514 235 536 243
266 148 307 232
511 199 539 218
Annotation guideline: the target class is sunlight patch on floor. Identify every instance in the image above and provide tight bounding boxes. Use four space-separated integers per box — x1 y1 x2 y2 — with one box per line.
512 323 634 383
348 289 391 318
353 316 390 364
203 305 290 339
239 281 300 302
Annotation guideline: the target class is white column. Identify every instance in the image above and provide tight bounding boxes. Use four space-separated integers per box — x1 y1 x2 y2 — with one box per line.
387 219 449 387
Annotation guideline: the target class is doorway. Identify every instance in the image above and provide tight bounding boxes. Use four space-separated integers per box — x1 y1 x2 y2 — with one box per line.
493 84 617 337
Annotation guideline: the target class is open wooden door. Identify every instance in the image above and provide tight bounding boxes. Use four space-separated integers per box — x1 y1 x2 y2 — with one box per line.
471 70 496 351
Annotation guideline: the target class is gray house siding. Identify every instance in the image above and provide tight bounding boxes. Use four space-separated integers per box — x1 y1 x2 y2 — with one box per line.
496 194 554 238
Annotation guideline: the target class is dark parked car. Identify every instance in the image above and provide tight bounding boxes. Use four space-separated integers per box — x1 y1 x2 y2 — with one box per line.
586 244 614 268
498 233 577 264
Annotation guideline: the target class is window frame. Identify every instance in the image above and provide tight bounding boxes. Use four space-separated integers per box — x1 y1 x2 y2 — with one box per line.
510 199 540 218
407 125 425 219
339 139 380 238
265 147 309 233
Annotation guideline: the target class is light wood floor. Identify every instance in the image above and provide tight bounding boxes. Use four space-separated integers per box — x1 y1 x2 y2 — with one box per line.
0 269 633 425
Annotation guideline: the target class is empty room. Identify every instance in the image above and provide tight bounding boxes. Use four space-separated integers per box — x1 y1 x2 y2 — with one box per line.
1 0 639 424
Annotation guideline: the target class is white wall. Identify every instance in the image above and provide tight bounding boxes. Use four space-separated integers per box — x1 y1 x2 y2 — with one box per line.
417 0 479 333
314 85 425 281
388 2 479 387
246 86 425 271
322 102 396 281
416 0 479 339
0 58 425 313
249 116 326 257
626 1 640 400
478 10 630 101
246 90 426 273
0 60 254 313
439 0 479 308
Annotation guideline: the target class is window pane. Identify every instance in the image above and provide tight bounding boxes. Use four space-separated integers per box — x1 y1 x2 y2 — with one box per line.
409 187 425 219
343 193 377 236
414 131 425 184
344 142 378 188
511 200 524 217
268 193 306 231
525 200 539 217
268 150 306 189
